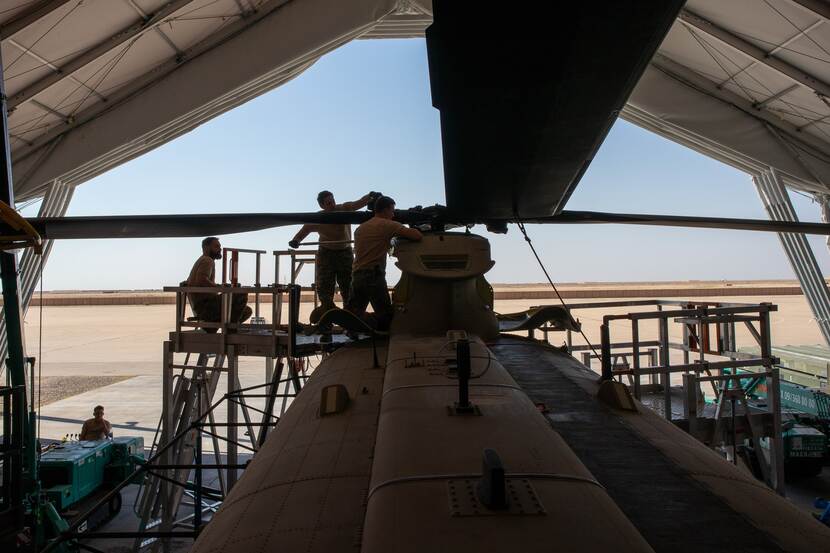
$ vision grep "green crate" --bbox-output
[40,441,112,510]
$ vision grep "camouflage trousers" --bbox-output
[346,266,393,330]
[316,247,353,310]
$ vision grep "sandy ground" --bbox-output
[18,293,824,442]
[21,294,823,379]
[38,375,133,406]
[10,291,828,522]
[32,279,826,297]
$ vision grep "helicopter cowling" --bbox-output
[391,232,498,340]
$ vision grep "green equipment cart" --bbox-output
[38,437,144,531]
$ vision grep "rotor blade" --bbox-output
[20,208,827,240]
[427,0,684,219]
[24,212,372,239]
[526,210,830,235]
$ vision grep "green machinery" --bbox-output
[39,438,144,513]
[742,372,830,476]
[732,344,830,475]
[0,426,146,550]
[0,422,145,550]
[777,379,830,475]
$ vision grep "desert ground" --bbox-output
[15,284,822,444]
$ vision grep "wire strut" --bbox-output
[515,220,601,362]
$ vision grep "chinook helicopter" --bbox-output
[4,1,830,552]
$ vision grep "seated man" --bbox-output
[187,237,252,330]
[80,405,112,441]
[347,196,422,330]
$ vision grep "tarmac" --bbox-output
[23,292,825,444]
[14,289,830,540]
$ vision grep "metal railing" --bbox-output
[40,371,309,553]
[163,283,301,357]
[571,299,785,495]
[0,385,24,541]
[221,247,266,319]
[273,248,319,310]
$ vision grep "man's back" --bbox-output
[188,254,215,285]
[353,216,404,271]
[187,254,216,303]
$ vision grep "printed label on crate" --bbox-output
[781,389,818,412]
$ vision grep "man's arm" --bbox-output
[79,421,91,440]
[339,192,374,211]
[394,226,423,242]
[289,224,317,248]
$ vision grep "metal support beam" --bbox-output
[819,193,830,253]
[754,83,801,110]
[679,8,830,99]
[0,45,34,495]
[122,0,184,57]
[0,180,74,380]
[647,54,830,177]
[718,18,824,92]
[0,0,76,41]
[11,0,401,200]
[787,0,830,21]
[227,347,238,490]
[6,38,107,105]
[754,169,830,353]
[7,0,198,110]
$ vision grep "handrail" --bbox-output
[162,285,289,293]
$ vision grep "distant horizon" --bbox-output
[25,277,823,294]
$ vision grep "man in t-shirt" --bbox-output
[187,237,252,330]
[80,405,112,441]
[289,190,375,321]
[347,195,422,329]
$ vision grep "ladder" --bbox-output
[133,351,308,552]
[133,352,226,552]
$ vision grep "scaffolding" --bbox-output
[37,245,358,553]
[134,281,309,552]
[565,299,786,495]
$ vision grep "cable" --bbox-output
[515,219,601,362]
[6,1,84,71]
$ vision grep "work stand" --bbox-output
[135,278,313,552]
[39,250,349,553]
[571,299,786,496]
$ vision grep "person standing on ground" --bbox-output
[80,405,112,441]
[347,195,422,330]
[186,237,252,330]
[289,190,377,322]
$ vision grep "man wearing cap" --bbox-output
[347,195,422,330]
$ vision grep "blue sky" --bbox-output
[23,38,830,290]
